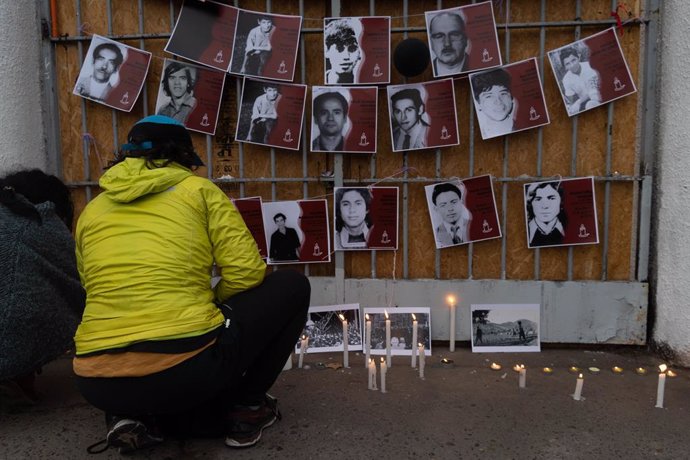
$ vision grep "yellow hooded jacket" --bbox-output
[74,159,266,355]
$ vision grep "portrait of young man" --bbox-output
[311,90,349,152]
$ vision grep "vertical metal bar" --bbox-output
[434,0,442,279]
[233,1,245,198]
[533,0,546,280]
[299,0,310,278]
[369,0,377,278]
[41,0,63,176]
[636,0,661,282]
[138,0,148,117]
[331,0,345,302]
[601,104,614,280]
[76,0,92,203]
[401,0,410,279]
[499,0,512,280]
[107,0,119,157]
[169,0,175,28]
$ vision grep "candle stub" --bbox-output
[666,370,678,378]
[588,367,600,374]
[568,366,580,373]
[611,366,624,374]
[542,367,553,374]
[490,362,502,371]
[635,367,647,375]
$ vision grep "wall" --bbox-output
[0,3,50,174]
[653,0,690,366]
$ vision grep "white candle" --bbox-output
[411,314,418,368]
[447,295,456,352]
[573,373,584,401]
[369,358,377,390]
[385,310,391,367]
[298,335,308,368]
[518,365,527,388]
[339,314,349,368]
[418,342,425,379]
[365,314,371,369]
[656,364,667,408]
[380,357,387,393]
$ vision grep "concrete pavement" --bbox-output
[1,346,688,459]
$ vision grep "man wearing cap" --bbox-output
[72,115,310,454]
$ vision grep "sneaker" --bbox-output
[225,394,282,448]
[86,416,163,454]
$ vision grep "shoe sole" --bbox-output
[224,414,277,448]
[108,421,163,454]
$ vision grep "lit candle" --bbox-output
[569,366,580,374]
[573,373,584,401]
[542,367,553,374]
[338,314,349,368]
[490,362,502,371]
[612,366,623,374]
[588,367,600,374]
[380,357,387,393]
[512,364,522,372]
[418,342,425,379]
[411,314,418,368]
[365,314,371,369]
[655,364,667,408]
[385,310,391,367]
[667,370,678,378]
[368,358,377,390]
[446,295,456,352]
[298,334,308,369]
[518,365,526,388]
[635,367,647,376]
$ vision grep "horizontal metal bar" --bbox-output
[50,18,644,44]
[66,174,647,188]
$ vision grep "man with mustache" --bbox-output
[75,42,124,101]
[157,62,197,124]
[429,11,469,77]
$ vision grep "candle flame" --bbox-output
[338,313,346,322]
[380,357,384,363]
[412,313,417,321]
[301,334,307,340]
[578,373,583,378]
[446,294,456,306]
[365,313,370,320]
[520,364,525,370]
[384,310,389,319]
[659,364,668,373]
[418,342,423,348]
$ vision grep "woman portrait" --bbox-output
[524,181,567,248]
[334,187,372,249]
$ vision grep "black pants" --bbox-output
[76,270,310,433]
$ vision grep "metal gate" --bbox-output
[43,0,658,344]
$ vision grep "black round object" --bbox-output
[393,38,430,77]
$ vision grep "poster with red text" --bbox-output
[323,16,390,85]
[548,28,636,117]
[425,1,502,78]
[334,186,398,251]
[165,0,238,72]
[230,9,302,81]
[469,58,550,140]
[231,196,268,259]
[310,86,377,153]
[387,79,459,152]
[523,177,598,249]
[155,58,226,135]
[262,199,331,265]
[73,35,151,112]
[235,77,307,150]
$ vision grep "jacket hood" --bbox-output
[99,158,193,203]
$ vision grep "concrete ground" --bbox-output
[1,346,688,460]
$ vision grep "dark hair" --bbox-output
[559,47,579,65]
[92,42,124,70]
[324,19,359,52]
[257,16,273,23]
[391,88,424,110]
[0,169,74,230]
[432,182,462,205]
[110,141,199,171]
[313,92,349,118]
[429,11,466,35]
[263,83,279,92]
[162,62,195,97]
[525,181,567,226]
[471,69,512,102]
[335,187,372,232]
[273,212,286,222]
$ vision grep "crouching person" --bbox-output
[73,116,310,454]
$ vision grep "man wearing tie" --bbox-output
[390,88,430,151]
[431,182,472,248]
